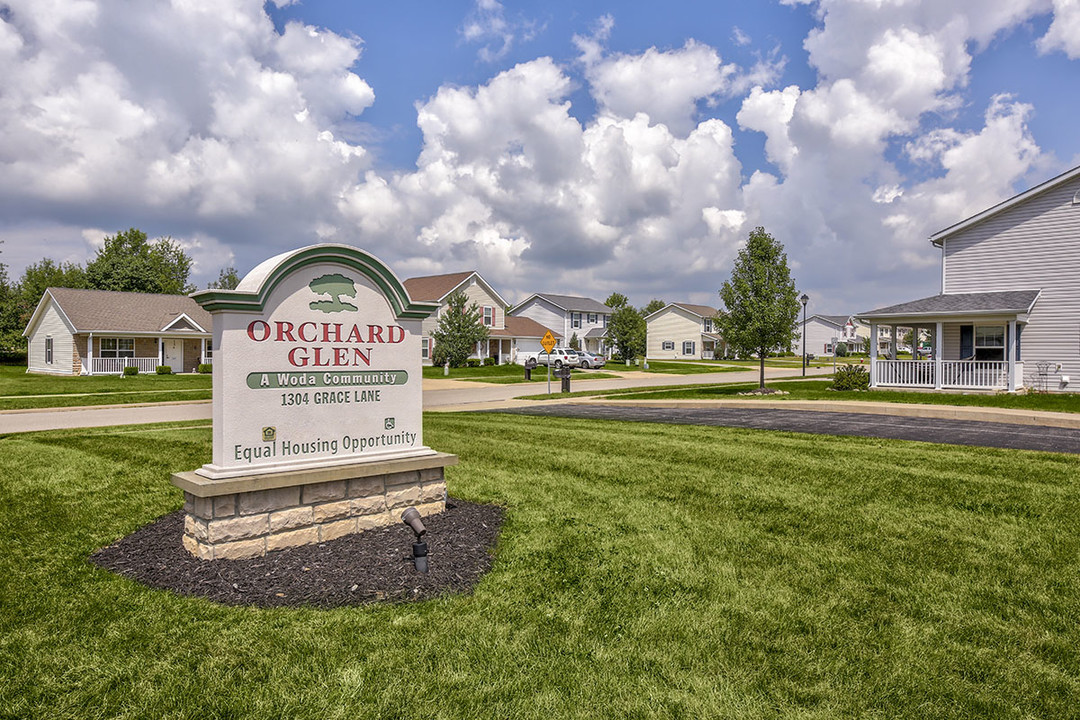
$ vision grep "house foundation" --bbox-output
[172,453,457,560]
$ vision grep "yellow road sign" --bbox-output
[541,331,556,354]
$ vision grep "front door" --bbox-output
[164,339,183,372]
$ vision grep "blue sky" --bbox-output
[1,0,1078,314]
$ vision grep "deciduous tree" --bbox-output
[86,228,195,295]
[430,291,489,368]
[604,292,645,362]
[208,267,241,290]
[717,227,801,390]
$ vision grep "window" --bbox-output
[587,313,597,324]
[662,341,675,351]
[974,325,1005,361]
[682,341,696,355]
[45,337,53,364]
[421,337,430,360]
[571,312,581,329]
[703,318,712,333]
[483,306,493,327]
[602,314,609,328]
[100,338,135,358]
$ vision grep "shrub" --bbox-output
[156,365,172,375]
[832,363,870,391]
[835,342,848,357]
[122,366,139,377]
[197,363,212,373]
[466,359,482,368]
[483,358,496,366]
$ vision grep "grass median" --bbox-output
[2,413,1079,718]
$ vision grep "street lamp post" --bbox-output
[800,294,809,377]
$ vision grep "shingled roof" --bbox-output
[519,293,610,314]
[858,290,1041,320]
[402,272,476,302]
[29,288,212,334]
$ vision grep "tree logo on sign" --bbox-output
[308,274,359,313]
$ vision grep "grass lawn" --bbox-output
[422,364,618,384]
[0,364,212,410]
[607,378,1080,414]
[2,414,1079,718]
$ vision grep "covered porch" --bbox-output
[79,333,212,375]
[857,290,1039,392]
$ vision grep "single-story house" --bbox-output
[403,271,558,365]
[23,287,213,375]
[794,314,867,357]
[509,293,611,355]
[645,303,726,360]
[858,163,1080,393]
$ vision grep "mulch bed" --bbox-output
[90,498,504,608]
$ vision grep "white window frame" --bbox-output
[703,318,712,333]
[421,337,430,360]
[571,312,581,329]
[100,338,135,359]
[587,313,597,324]
[974,325,1005,361]
[602,314,609,328]
[45,337,53,364]
[682,340,696,355]
[662,341,675,351]
[483,306,493,327]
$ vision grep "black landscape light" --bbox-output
[402,507,428,573]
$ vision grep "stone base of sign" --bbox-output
[171,452,458,560]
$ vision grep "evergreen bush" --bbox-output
[122,366,139,377]
[832,364,869,391]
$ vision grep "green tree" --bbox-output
[208,267,241,290]
[86,228,195,294]
[568,332,580,350]
[604,292,629,310]
[641,298,666,317]
[430,291,489,368]
[603,293,645,362]
[717,227,801,390]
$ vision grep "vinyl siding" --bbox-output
[27,301,76,375]
[511,298,565,338]
[646,308,702,359]
[419,277,505,365]
[943,175,1080,391]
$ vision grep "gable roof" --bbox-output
[812,314,858,328]
[643,302,719,323]
[929,164,1080,245]
[489,315,560,340]
[403,271,507,308]
[858,290,1041,321]
[24,287,212,336]
[514,293,610,314]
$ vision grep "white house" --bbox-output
[509,293,611,355]
[645,303,725,360]
[858,164,1080,393]
[403,271,557,365]
[23,287,212,375]
[794,314,867,357]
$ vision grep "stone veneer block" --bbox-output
[266,526,319,552]
[269,506,313,533]
[213,496,237,518]
[320,517,358,542]
[347,477,383,498]
[312,499,352,523]
[301,480,347,504]
[173,453,457,560]
[214,537,267,560]
[208,513,269,543]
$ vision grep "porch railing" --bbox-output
[90,357,161,375]
[874,360,1011,390]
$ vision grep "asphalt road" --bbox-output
[494,404,1080,454]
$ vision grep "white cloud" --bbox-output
[459,0,542,63]
[1038,0,1080,58]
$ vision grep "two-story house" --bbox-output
[794,314,867,357]
[403,271,557,365]
[858,164,1080,393]
[645,303,725,360]
[509,294,612,355]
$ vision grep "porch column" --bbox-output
[1007,319,1017,392]
[869,323,879,388]
[934,321,943,390]
[200,337,206,365]
[86,333,94,376]
[889,325,897,360]
[159,337,165,364]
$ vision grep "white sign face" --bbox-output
[194,247,437,479]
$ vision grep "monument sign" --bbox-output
[171,245,457,560]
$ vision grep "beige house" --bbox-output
[403,271,557,365]
[23,287,212,375]
[645,303,725,360]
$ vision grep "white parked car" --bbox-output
[575,350,606,369]
[534,347,580,369]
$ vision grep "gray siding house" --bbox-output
[858,164,1080,392]
[509,293,611,354]
[794,314,867,357]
